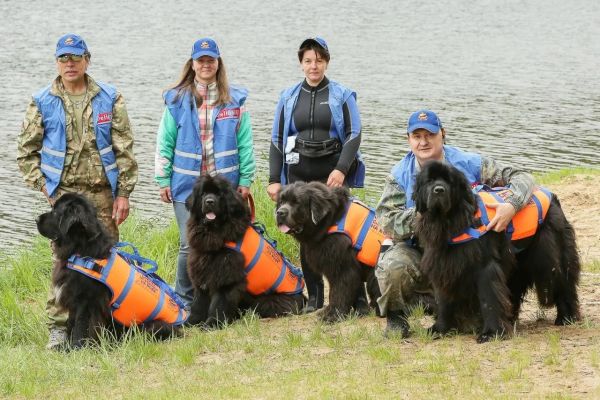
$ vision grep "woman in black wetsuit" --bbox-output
[267,37,365,312]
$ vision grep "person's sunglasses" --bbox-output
[56,54,84,63]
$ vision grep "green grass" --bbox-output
[1,172,599,399]
[584,260,600,273]
[533,167,600,185]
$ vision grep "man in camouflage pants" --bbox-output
[375,109,534,337]
[17,33,138,350]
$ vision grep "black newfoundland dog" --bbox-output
[275,181,382,323]
[36,193,181,349]
[414,161,581,342]
[185,175,305,328]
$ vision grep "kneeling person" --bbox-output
[375,110,534,337]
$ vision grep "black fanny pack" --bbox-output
[294,138,342,158]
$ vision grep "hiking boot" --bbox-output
[384,310,410,338]
[46,327,67,350]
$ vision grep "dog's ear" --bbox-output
[223,179,250,219]
[58,202,99,240]
[413,168,431,214]
[186,177,206,212]
[307,185,331,225]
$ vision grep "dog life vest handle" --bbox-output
[113,242,158,274]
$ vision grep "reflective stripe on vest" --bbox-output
[224,225,304,296]
[327,200,386,267]
[67,249,189,326]
[451,187,553,244]
[34,81,119,197]
[164,86,247,202]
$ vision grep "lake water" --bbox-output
[1,0,598,252]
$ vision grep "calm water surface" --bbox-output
[1,0,599,252]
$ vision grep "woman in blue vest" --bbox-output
[267,37,365,312]
[155,38,255,308]
[375,109,535,337]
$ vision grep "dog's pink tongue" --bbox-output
[278,224,291,233]
[206,212,216,220]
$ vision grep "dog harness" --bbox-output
[328,199,387,267]
[67,242,188,327]
[451,186,553,244]
[224,224,305,296]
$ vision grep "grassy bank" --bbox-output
[1,170,599,399]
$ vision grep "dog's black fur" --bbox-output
[185,175,304,328]
[275,181,381,323]
[36,193,178,349]
[413,161,581,342]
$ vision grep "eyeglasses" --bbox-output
[56,54,85,63]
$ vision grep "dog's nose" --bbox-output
[433,185,445,194]
[204,197,215,206]
[276,208,288,219]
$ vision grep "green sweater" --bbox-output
[154,107,255,188]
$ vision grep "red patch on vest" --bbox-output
[216,108,240,120]
[97,112,113,125]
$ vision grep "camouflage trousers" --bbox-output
[46,187,118,329]
[375,242,433,316]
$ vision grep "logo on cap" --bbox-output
[418,112,428,121]
[64,37,74,45]
[200,41,210,49]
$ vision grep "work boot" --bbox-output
[46,327,67,350]
[384,310,410,338]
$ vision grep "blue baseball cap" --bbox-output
[55,34,88,57]
[407,110,443,134]
[300,37,329,52]
[191,38,220,59]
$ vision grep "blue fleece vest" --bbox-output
[391,145,482,208]
[163,86,247,202]
[278,80,365,187]
[33,81,119,198]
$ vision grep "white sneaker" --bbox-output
[46,328,67,350]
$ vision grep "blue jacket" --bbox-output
[163,86,247,202]
[272,79,365,187]
[33,81,119,198]
[391,145,482,208]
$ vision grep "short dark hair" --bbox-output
[297,43,330,63]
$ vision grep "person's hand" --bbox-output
[486,202,517,232]
[41,185,55,206]
[267,183,281,202]
[159,187,172,203]
[112,196,130,225]
[326,169,345,188]
[237,186,250,200]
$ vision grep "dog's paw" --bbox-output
[427,323,449,340]
[354,298,371,317]
[554,314,580,326]
[320,306,345,324]
[476,329,506,343]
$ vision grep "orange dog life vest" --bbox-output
[67,244,188,327]
[328,199,386,267]
[451,186,552,244]
[225,224,305,296]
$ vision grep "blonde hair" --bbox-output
[166,57,231,106]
